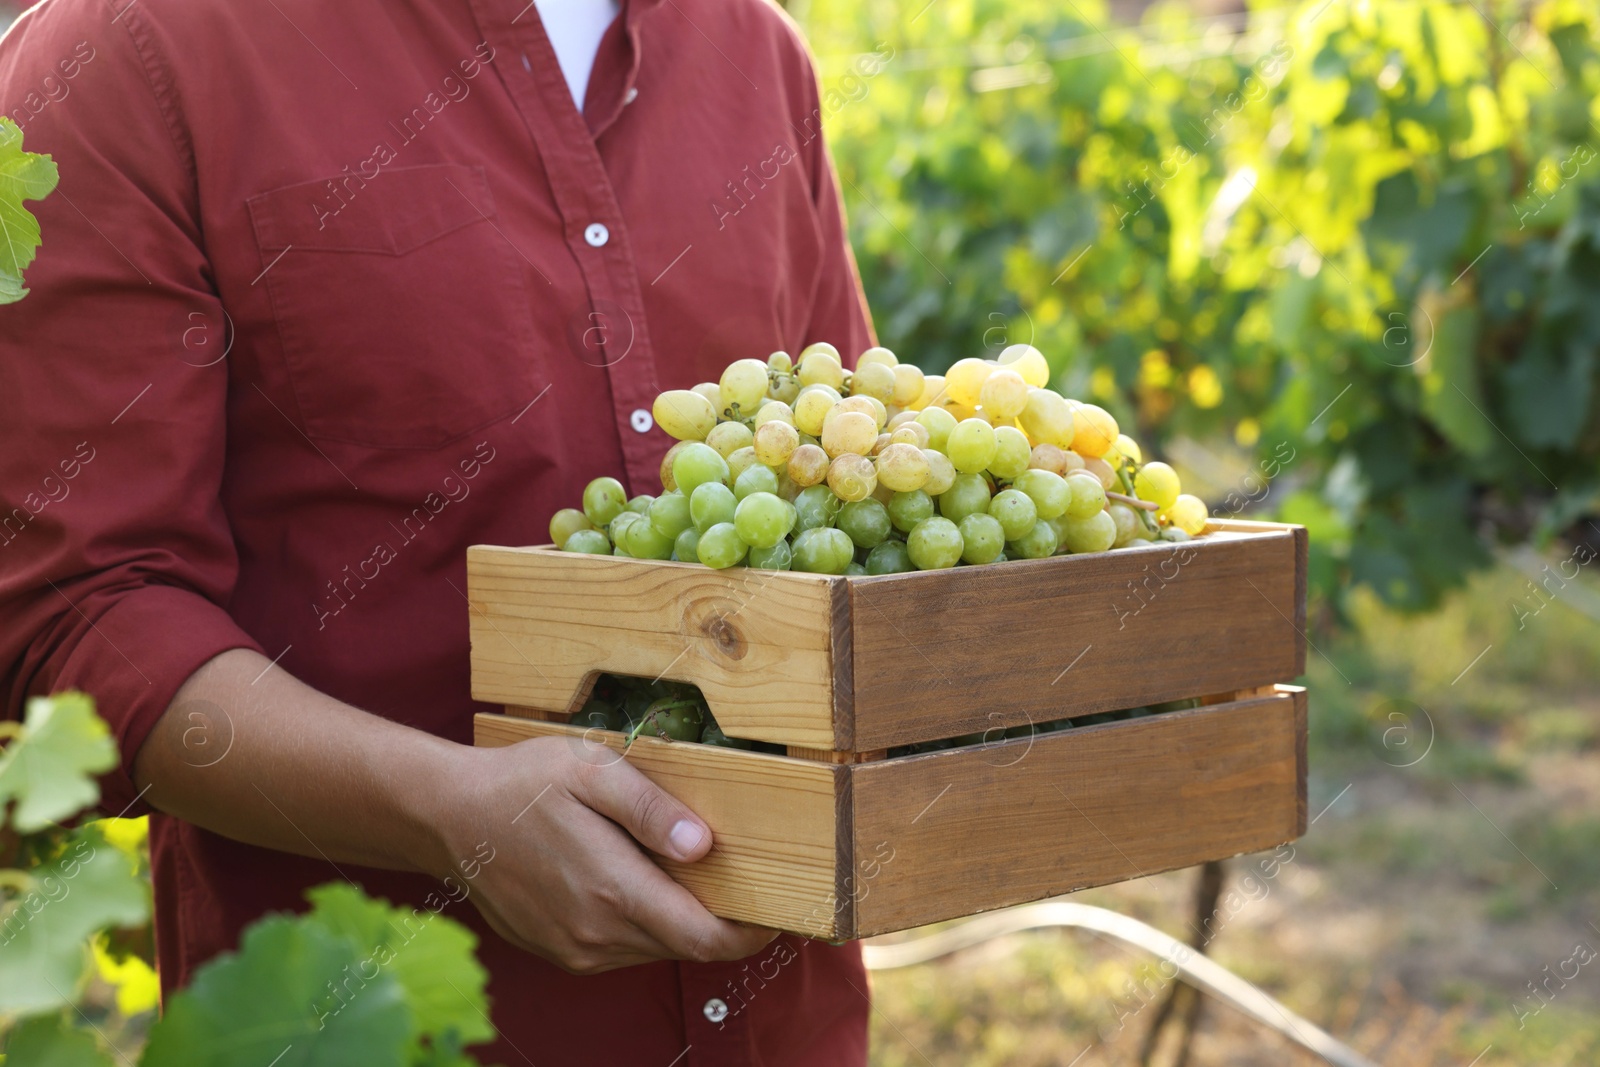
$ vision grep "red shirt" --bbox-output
[0,0,874,1062]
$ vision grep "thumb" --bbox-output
[573,758,714,863]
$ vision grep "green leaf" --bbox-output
[0,116,59,305]
[142,913,411,1067]
[0,1013,115,1067]
[1502,336,1596,449]
[1419,302,1495,458]
[0,827,149,1016]
[0,691,118,833]
[304,883,494,1050]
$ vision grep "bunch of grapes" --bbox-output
[548,343,1210,574]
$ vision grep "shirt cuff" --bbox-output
[48,585,264,818]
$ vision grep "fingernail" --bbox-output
[669,819,704,858]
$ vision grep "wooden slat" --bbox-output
[847,687,1304,938]
[846,526,1303,751]
[468,546,841,749]
[473,713,847,937]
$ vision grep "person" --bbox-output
[0,0,875,1062]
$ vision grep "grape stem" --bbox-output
[1106,491,1159,511]
[1113,461,1163,534]
[622,697,701,750]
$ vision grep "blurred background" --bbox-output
[792,0,1600,1063]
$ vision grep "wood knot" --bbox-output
[700,611,747,660]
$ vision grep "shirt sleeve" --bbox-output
[0,2,264,817]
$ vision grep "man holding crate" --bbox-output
[0,0,874,1062]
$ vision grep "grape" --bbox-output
[1013,469,1070,519]
[865,540,915,574]
[1135,461,1181,510]
[622,516,675,559]
[794,388,837,436]
[988,426,1031,479]
[837,499,892,548]
[691,381,722,410]
[1060,510,1117,553]
[549,507,592,548]
[582,477,628,526]
[958,513,1006,564]
[720,358,770,416]
[726,446,761,484]
[652,389,718,441]
[1160,526,1192,542]
[767,351,794,375]
[989,488,1039,541]
[625,494,654,515]
[1060,450,1086,474]
[792,526,853,574]
[753,420,799,466]
[826,453,877,502]
[978,368,1029,419]
[1064,473,1107,518]
[1019,389,1075,448]
[871,432,892,456]
[563,529,611,554]
[945,357,994,407]
[828,394,884,429]
[939,472,992,523]
[1107,433,1142,467]
[696,522,749,568]
[850,361,896,402]
[922,449,957,495]
[1107,502,1141,547]
[856,345,898,369]
[891,364,926,406]
[1164,493,1208,536]
[907,517,964,570]
[793,484,842,531]
[912,373,947,411]
[787,442,830,487]
[673,526,701,562]
[672,443,728,495]
[1083,456,1116,489]
[1070,403,1119,457]
[1008,518,1060,559]
[875,442,931,492]
[821,410,878,458]
[612,544,632,557]
[659,441,686,492]
[734,491,794,548]
[734,463,779,500]
[888,422,930,449]
[1028,443,1069,475]
[914,406,957,452]
[888,489,934,532]
[797,345,845,390]
[705,420,754,458]
[845,562,867,576]
[753,401,796,428]
[608,510,641,545]
[748,539,793,570]
[946,418,998,473]
[998,343,1050,387]
[689,481,737,531]
[648,492,693,539]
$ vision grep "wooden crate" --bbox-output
[467,518,1308,937]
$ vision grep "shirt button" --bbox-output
[624,87,639,104]
[630,408,653,433]
[702,997,729,1023]
[584,222,609,248]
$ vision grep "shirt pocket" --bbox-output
[247,163,540,450]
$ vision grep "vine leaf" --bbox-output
[0,116,59,305]
[0,692,118,834]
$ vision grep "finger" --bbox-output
[570,756,712,862]
[618,858,781,963]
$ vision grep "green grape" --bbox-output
[726,446,760,484]
[875,442,930,492]
[793,484,842,531]
[1064,474,1108,519]
[563,529,611,554]
[701,722,754,749]
[549,507,592,549]
[957,513,1005,564]
[1060,510,1118,554]
[988,426,1031,479]
[792,526,854,574]
[826,453,877,502]
[733,491,794,549]
[849,361,896,402]
[946,418,998,473]
[1018,388,1075,447]
[582,476,628,526]
[888,489,935,533]
[914,406,957,452]
[787,442,830,487]
[844,562,868,576]
[1164,493,1208,536]
[734,463,780,500]
[608,509,642,544]
[612,544,632,557]
[1160,526,1192,542]
[696,522,748,568]
[673,526,701,562]
[689,481,737,531]
[767,350,794,375]
[1013,469,1071,520]
[1007,518,1060,559]
[748,540,793,570]
[720,358,771,416]
[922,449,957,495]
[705,420,754,458]
[865,539,915,574]
[797,345,845,390]
[672,442,729,495]
[837,499,892,548]
[753,419,800,466]
[648,491,693,539]
[622,516,674,559]
[1134,461,1181,510]
[988,488,1039,541]
[625,494,654,514]
[652,389,718,442]
[939,472,992,523]
[1108,502,1141,547]
[907,517,963,570]
[572,698,624,731]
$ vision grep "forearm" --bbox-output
[132,648,466,877]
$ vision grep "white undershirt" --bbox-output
[534,0,621,109]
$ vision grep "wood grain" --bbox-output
[473,713,847,936]
[847,686,1305,938]
[468,546,842,749]
[846,525,1304,751]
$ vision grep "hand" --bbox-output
[435,735,779,974]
